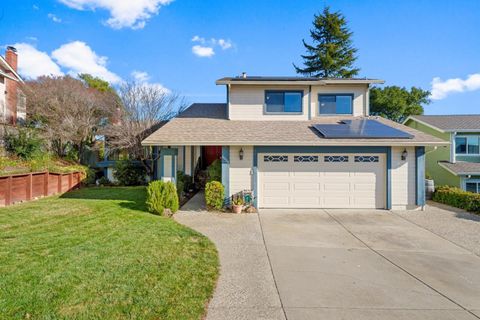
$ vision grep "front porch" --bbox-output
[153,145,223,183]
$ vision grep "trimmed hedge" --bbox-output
[146,180,179,216]
[432,185,480,214]
[205,181,224,210]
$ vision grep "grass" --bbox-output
[0,187,219,320]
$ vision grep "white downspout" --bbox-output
[450,132,456,163]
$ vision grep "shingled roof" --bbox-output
[406,115,480,132]
[439,161,480,175]
[142,103,447,147]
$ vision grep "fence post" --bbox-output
[57,174,62,194]
[26,173,33,201]
[5,176,12,206]
[69,172,73,190]
[44,172,49,196]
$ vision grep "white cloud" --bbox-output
[13,43,64,79]
[131,70,150,82]
[217,39,232,50]
[51,41,121,83]
[192,45,215,58]
[58,0,173,29]
[191,35,233,57]
[130,70,170,94]
[191,35,205,43]
[48,13,62,23]
[431,73,480,100]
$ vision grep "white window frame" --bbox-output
[463,179,480,193]
[455,135,480,156]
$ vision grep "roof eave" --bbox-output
[403,116,446,133]
[0,56,24,83]
[142,140,448,147]
[215,79,385,86]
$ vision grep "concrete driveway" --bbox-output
[177,194,480,320]
[260,209,480,320]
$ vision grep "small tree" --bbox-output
[294,7,359,78]
[104,82,186,176]
[146,180,179,216]
[369,86,430,123]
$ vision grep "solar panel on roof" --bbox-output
[313,119,414,139]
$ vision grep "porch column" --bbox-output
[221,146,230,205]
[416,146,426,206]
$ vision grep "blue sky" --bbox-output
[1,0,480,114]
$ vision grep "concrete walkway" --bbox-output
[175,192,285,320]
[176,195,480,320]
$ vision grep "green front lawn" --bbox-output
[0,187,219,319]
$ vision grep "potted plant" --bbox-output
[232,196,244,214]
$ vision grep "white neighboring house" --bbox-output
[142,75,447,210]
[0,46,25,126]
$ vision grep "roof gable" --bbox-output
[405,115,480,132]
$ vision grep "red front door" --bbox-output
[204,146,222,166]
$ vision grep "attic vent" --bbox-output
[241,72,247,78]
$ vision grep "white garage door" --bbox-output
[258,153,385,209]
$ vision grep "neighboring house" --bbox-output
[0,46,25,126]
[142,75,446,210]
[404,115,480,193]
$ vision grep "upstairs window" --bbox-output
[318,94,353,115]
[265,91,303,113]
[456,136,480,155]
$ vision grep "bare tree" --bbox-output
[24,76,118,161]
[104,81,186,175]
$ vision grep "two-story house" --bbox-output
[0,46,25,126]
[142,75,446,210]
[404,115,480,193]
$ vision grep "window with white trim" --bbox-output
[466,180,480,193]
[455,136,480,155]
[265,91,303,113]
[318,94,353,115]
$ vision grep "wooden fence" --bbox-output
[0,171,84,207]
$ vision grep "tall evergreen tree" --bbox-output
[294,7,359,78]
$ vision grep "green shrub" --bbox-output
[84,168,97,185]
[205,181,224,210]
[98,176,111,186]
[177,170,193,193]
[176,179,185,198]
[146,180,180,215]
[433,185,480,214]
[4,128,44,160]
[207,159,221,182]
[113,161,146,186]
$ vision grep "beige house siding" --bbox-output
[184,146,192,175]
[228,84,369,120]
[229,85,310,120]
[391,146,417,210]
[228,146,253,196]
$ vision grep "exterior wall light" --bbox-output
[401,149,408,161]
[239,147,244,160]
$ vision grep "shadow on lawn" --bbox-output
[60,186,148,212]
